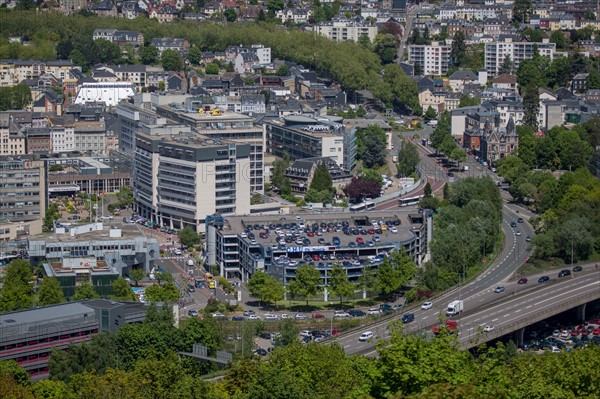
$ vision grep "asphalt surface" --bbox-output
[334,265,600,356]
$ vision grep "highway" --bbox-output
[334,266,600,356]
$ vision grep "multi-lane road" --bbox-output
[334,266,600,355]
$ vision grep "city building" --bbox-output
[149,37,190,56]
[0,59,75,86]
[264,115,355,170]
[0,155,46,240]
[208,211,431,286]
[46,156,132,196]
[463,113,518,163]
[115,101,168,156]
[74,82,136,107]
[133,128,252,233]
[284,157,352,195]
[0,112,26,156]
[28,222,160,274]
[154,102,265,194]
[0,300,147,381]
[408,42,452,76]
[485,38,556,77]
[310,18,379,43]
[92,29,144,47]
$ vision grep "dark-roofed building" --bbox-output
[240,94,266,114]
[0,299,148,381]
[149,37,190,56]
[284,157,352,195]
[492,73,518,93]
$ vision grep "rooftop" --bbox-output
[32,223,149,242]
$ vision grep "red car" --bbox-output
[312,313,325,319]
[312,254,320,261]
[367,229,375,235]
[331,330,341,335]
[594,328,600,335]
[307,232,315,237]
[356,237,364,243]
[517,278,528,284]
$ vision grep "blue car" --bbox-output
[538,276,550,283]
[401,313,415,323]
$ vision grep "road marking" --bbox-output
[515,309,521,313]
[492,318,498,322]
[526,305,532,309]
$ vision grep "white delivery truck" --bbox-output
[446,300,464,316]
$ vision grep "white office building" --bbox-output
[485,38,556,77]
[408,42,452,76]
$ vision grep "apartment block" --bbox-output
[310,18,378,43]
[0,155,46,239]
[485,38,556,77]
[408,42,452,76]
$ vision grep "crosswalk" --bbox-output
[161,256,189,261]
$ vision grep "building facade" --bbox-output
[0,156,46,239]
[485,38,556,77]
[133,129,252,233]
[408,42,452,76]
[310,18,378,42]
[264,115,355,170]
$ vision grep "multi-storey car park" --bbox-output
[208,211,432,288]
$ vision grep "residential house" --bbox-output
[492,74,518,93]
[571,73,589,93]
[448,70,478,92]
[310,17,379,43]
[418,89,446,114]
[444,92,462,112]
[479,115,519,164]
[89,0,117,17]
[149,38,190,57]
[92,29,144,48]
[240,94,266,114]
[276,8,313,23]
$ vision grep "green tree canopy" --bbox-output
[177,226,201,248]
[141,46,159,65]
[397,139,420,177]
[187,45,202,65]
[328,263,355,304]
[72,282,99,301]
[161,49,184,71]
[287,265,321,305]
[37,277,66,306]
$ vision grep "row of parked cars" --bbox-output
[521,318,600,352]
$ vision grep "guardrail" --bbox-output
[461,290,600,349]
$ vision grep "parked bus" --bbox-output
[399,195,423,207]
[349,200,375,212]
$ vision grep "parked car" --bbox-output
[187,310,199,317]
[359,331,374,342]
[295,313,308,320]
[212,312,227,319]
[311,313,325,319]
[248,314,261,320]
[232,315,245,321]
[334,311,351,318]
[264,314,278,321]
[367,308,381,315]
[243,310,256,316]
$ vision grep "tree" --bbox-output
[498,54,512,75]
[550,29,568,50]
[271,157,291,193]
[37,277,66,306]
[424,106,437,121]
[0,84,32,111]
[450,31,466,68]
[522,83,540,130]
[224,8,237,22]
[161,49,184,71]
[443,182,450,200]
[383,64,420,114]
[344,177,382,201]
[158,81,165,92]
[429,111,451,152]
[373,33,398,64]
[93,39,121,64]
[72,282,99,301]
[310,161,333,193]
[129,268,147,287]
[205,62,220,75]
[144,283,179,303]
[287,265,321,305]
[0,259,34,312]
[358,34,372,50]
[375,259,402,298]
[424,182,432,197]
[328,263,355,304]
[247,271,284,305]
[513,0,533,24]
[177,226,201,248]
[396,140,420,177]
[458,95,480,108]
[112,277,133,300]
[276,318,299,346]
[449,147,467,169]
[187,46,202,66]
[355,125,388,168]
[276,64,289,76]
[141,46,159,65]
